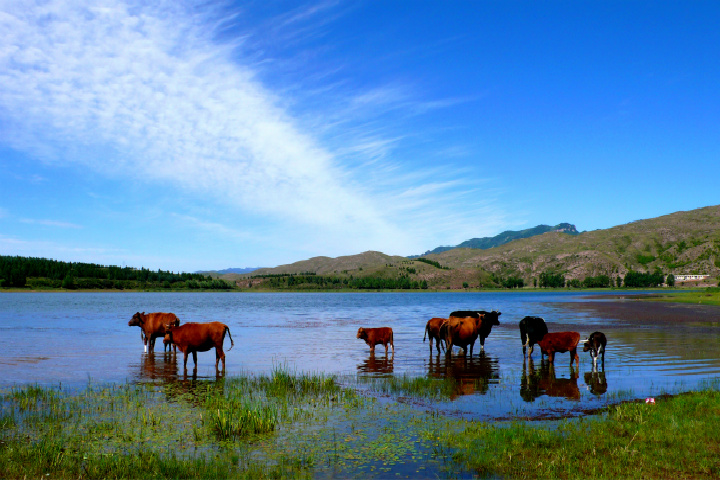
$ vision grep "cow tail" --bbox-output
[423,325,428,342]
[225,326,234,351]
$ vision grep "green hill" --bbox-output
[240,205,720,289]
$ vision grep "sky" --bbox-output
[1,0,719,272]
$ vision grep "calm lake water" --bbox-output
[2,291,720,420]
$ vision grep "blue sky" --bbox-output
[1,0,719,272]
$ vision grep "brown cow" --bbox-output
[423,318,447,354]
[443,310,501,356]
[164,321,234,371]
[536,331,580,368]
[356,327,394,354]
[128,312,180,353]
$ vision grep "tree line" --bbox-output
[255,273,429,290]
[0,256,233,290]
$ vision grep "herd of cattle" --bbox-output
[360,310,607,368]
[128,309,607,371]
[128,312,233,370]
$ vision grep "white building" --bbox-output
[674,274,709,281]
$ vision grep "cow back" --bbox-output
[538,331,581,353]
[170,321,227,351]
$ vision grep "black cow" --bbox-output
[519,316,548,358]
[583,331,607,368]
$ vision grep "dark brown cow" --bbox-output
[356,327,394,354]
[128,312,180,353]
[164,322,234,370]
[536,331,580,368]
[423,318,447,354]
[443,310,501,356]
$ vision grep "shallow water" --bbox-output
[1,291,719,420]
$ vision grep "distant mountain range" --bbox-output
[198,267,262,275]
[415,223,579,256]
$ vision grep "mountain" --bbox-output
[236,205,720,289]
[417,223,579,256]
[198,267,262,275]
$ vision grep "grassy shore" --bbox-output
[638,287,720,306]
[2,371,720,479]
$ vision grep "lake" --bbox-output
[2,291,720,420]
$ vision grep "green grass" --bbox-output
[3,374,720,478]
[640,288,720,306]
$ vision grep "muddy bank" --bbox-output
[553,297,720,331]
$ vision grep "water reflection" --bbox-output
[521,358,580,402]
[584,370,608,396]
[427,352,499,398]
[139,352,179,381]
[357,352,394,377]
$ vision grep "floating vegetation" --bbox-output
[3,372,720,478]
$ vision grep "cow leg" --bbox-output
[572,348,579,369]
[192,351,198,370]
[183,351,189,370]
[548,351,554,363]
[216,348,225,370]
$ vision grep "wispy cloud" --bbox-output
[20,218,83,229]
[0,0,510,258]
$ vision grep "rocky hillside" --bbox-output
[230,205,720,289]
[417,223,579,256]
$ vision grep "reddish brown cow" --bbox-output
[423,318,447,354]
[164,322,234,370]
[442,310,501,356]
[536,331,580,368]
[357,327,394,354]
[128,312,180,353]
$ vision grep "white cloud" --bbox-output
[0,0,512,258]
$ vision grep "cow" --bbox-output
[536,331,581,368]
[164,321,234,371]
[583,331,607,368]
[128,312,180,353]
[423,318,447,354]
[356,327,394,354]
[518,316,548,358]
[443,310,501,356]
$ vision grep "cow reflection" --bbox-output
[521,357,580,402]
[139,352,179,381]
[584,370,608,396]
[427,352,499,398]
[357,352,394,376]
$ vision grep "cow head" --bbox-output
[128,312,146,327]
[356,327,367,340]
[486,311,501,326]
[582,339,592,352]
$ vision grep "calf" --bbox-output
[583,331,607,368]
[423,318,447,354]
[128,312,180,353]
[536,331,580,368]
[164,322,234,371]
[357,327,394,354]
[518,316,548,358]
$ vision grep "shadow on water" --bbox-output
[520,357,582,402]
[357,352,394,376]
[427,352,499,398]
